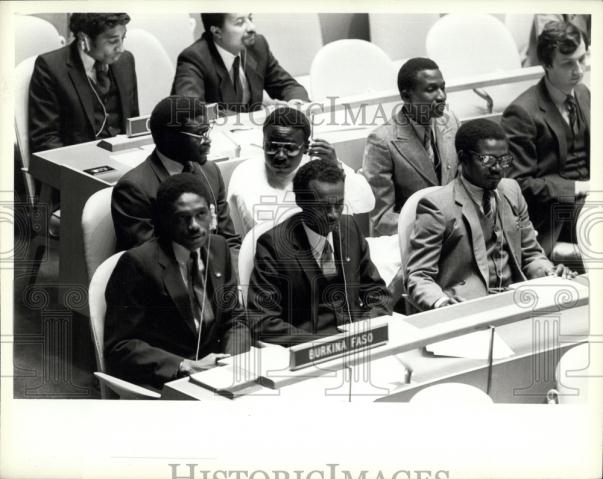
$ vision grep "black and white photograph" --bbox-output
[1,1,602,478]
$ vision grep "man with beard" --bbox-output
[405,119,575,312]
[111,95,240,254]
[362,57,460,237]
[172,13,309,113]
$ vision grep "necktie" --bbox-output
[232,56,242,102]
[430,128,441,183]
[183,161,198,174]
[189,251,205,334]
[565,94,578,136]
[320,241,337,278]
[93,61,110,96]
[483,190,495,228]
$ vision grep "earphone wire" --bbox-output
[84,73,108,138]
[336,221,353,325]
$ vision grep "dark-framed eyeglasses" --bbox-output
[264,141,304,157]
[468,150,513,168]
[180,125,212,145]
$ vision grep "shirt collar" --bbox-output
[78,44,96,77]
[544,75,575,108]
[459,173,495,209]
[156,148,186,176]
[403,108,434,144]
[214,41,244,73]
[302,222,334,264]
[172,242,205,271]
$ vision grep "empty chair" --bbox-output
[128,13,196,67]
[124,28,175,115]
[89,252,161,399]
[504,14,535,62]
[310,39,396,100]
[410,382,494,404]
[82,187,116,283]
[14,14,66,65]
[426,14,523,117]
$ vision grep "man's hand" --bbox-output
[178,353,231,376]
[575,180,590,198]
[308,138,338,163]
[435,294,466,308]
[547,264,578,279]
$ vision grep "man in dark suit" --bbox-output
[362,58,460,236]
[502,21,589,261]
[105,173,251,389]
[247,159,392,347]
[29,13,139,153]
[406,119,575,312]
[172,13,309,113]
[111,95,240,254]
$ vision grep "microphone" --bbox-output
[335,220,353,325]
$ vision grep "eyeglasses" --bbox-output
[264,141,304,157]
[180,126,212,145]
[468,151,513,168]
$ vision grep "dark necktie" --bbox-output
[565,94,578,136]
[320,241,337,278]
[483,190,495,230]
[189,251,204,333]
[430,128,441,183]
[183,161,198,174]
[232,55,242,102]
[93,61,110,96]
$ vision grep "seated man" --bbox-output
[246,159,392,347]
[502,21,590,262]
[227,106,375,236]
[105,173,252,389]
[29,13,139,153]
[406,119,575,312]
[172,13,309,112]
[111,96,240,254]
[362,57,460,236]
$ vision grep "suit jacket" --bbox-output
[29,41,139,153]
[362,109,460,236]
[171,33,309,111]
[406,178,553,311]
[246,213,392,346]
[104,236,251,388]
[111,150,241,253]
[501,78,590,254]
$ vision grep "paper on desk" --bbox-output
[110,147,149,169]
[426,330,514,359]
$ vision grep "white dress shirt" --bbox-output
[214,42,251,104]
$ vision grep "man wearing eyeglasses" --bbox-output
[405,119,575,312]
[111,95,240,254]
[227,106,374,236]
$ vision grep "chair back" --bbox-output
[238,206,301,306]
[397,186,441,285]
[15,56,39,203]
[15,14,65,64]
[310,39,396,100]
[369,14,439,61]
[124,28,175,115]
[82,187,116,282]
[410,382,493,404]
[552,343,595,405]
[504,14,535,59]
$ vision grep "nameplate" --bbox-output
[97,134,153,152]
[289,321,389,371]
[126,115,151,138]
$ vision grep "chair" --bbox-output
[14,14,66,65]
[89,252,161,399]
[425,14,523,117]
[547,343,597,405]
[124,28,175,115]
[310,39,396,100]
[238,207,301,307]
[81,187,116,282]
[252,14,323,77]
[127,14,196,68]
[369,14,439,63]
[504,14,535,61]
[410,382,493,404]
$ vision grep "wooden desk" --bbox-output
[162,276,590,403]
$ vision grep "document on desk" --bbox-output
[426,330,514,359]
[110,144,153,169]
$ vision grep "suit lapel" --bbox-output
[243,51,264,106]
[66,42,96,133]
[496,187,525,281]
[392,112,438,185]
[435,115,457,183]
[201,239,223,331]
[537,79,568,164]
[455,181,489,288]
[110,58,131,120]
[149,151,171,183]
[288,216,322,290]
[157,241,198,337]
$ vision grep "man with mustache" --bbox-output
[105,173,251,389]
[405,119,575,312]
[246,159,392,347]
[362,57,460,237]
[172,13,309,113]
[502,21,590,266]
[111,96,240,255]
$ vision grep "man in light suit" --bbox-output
[406,119,575,312]
[502,21,590,261]
[105,173,251,389]
[246,159,392,347]
[111,96,240,254]
[172,13,309,113]
[362,57,459,236]
[29,13,139,153]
